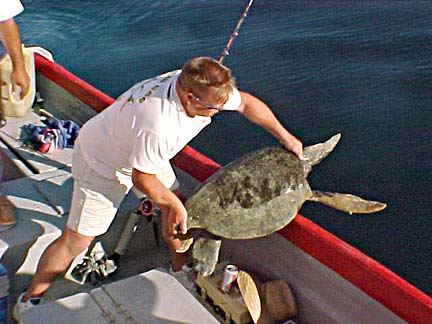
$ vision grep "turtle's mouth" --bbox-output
[175,232,194,253]
[175,231,193,241]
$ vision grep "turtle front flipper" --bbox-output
[303,134,341,167]
[192,237,221,276]
[309,190,386,214]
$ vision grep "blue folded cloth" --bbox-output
[21,117,80,153]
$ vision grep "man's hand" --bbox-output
[280,135,304,160]
[167,203,188,236]
[0,19,30,99]
[131,169,189,251]
[158,202,187,252]
[11,65,30,99]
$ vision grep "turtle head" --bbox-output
[175,232,194,253]
[302,133,341,176]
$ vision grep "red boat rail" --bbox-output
[35,53,432,324]
[35,54,114,112]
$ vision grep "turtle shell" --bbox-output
[185,147,312,239]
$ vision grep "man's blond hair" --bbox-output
[178,57,236,101]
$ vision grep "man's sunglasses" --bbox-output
[191,93,225,111]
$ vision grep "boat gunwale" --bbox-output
[34,53,432,323]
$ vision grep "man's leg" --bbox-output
[16,141,128,318]
[0,151,16,229]
[23,227,94,300]
[0,196,16,229]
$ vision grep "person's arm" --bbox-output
[236,91,304,158]
[132,169,188,237]
[0,18,30,98]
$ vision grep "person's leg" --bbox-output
[14,142,130,320]
[23,141,129,299]
[23,227,94,300]
[0,151,16,228]
[21,171,123,300]
[0,195,15,228]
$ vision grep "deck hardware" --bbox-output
[110,198,160,268]
[70,242,117,285]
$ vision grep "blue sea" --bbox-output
[17,0,431,296]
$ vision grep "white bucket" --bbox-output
[0,46,35,117]
[0,46,53,118]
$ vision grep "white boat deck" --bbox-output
[20,269,219,324]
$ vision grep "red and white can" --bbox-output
[219,264,238,293]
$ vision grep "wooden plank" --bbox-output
[196,262,252,324]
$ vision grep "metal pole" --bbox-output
[218,0,255,64]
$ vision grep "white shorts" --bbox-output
[67,142,179,237]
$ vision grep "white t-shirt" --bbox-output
[0,0,24,22]
[77,70,241,180]
[0,0,24,57]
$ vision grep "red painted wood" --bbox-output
[171,146,220,182]
[35,54,114,112]
[278,216,432,323]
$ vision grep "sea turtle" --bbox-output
[177,134,386,276]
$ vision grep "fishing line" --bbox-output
[218,0,255,64]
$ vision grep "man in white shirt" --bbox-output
[0,0,30,228]
[14,57,303,319]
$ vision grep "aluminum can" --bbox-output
[219,264,238,293]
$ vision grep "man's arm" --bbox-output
[0,18,30,98]
[132,169,187,238]
[236,91,304,158]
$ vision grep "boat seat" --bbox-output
[20,268,219,324]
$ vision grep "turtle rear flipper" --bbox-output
[309,190,386,214]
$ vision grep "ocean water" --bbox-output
[17,0,431,296]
